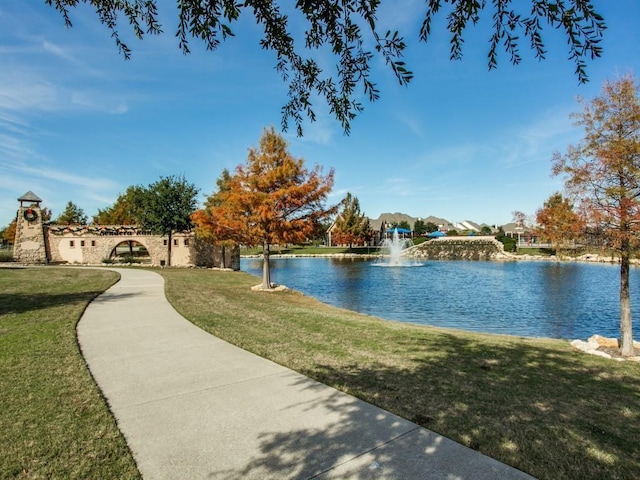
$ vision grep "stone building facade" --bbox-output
[12,192,239,269]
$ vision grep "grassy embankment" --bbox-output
[160,267,640,480]
[0,268,140,479]
[2,266,638,479]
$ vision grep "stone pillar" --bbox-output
[14,192,48,264]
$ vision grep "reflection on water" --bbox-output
[241,257,640,340]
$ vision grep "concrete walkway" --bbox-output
[78,268,535,480]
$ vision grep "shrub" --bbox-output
[120,254,141,264]
[0,248,14,262]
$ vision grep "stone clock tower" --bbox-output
[14,191,48,263]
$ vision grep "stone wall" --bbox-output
[409,236,507,260]
[43,224,239,269]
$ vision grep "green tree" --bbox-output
[447,229,459,236]
[138,175,199,266]
[332,193,370,250]
[46,1,605,135]
[413,219,427,236]
[55,201,87,225]
[480,225,493,235]
[396,220,411,231]
[496,226,516,252]
[93,186,146,225]
[40,207,52,223]
[553,75,640,357]
[425,222,439,233]
[192,127,335,289]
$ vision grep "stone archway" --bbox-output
[108,239,151,264]
[94,236,166,266]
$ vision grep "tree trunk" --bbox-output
[262,240,271,289]
[620,246,634,357]
[128,241,134,255]
[167,230,172,267]
[220,245,226,269]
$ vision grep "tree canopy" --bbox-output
[54,201,87,225]
[2,220,17,245]
[332,192,370,249]
[553,74,640,357]
[92,186,146,225]
[46,0,606,135]
[535,192,583,249]
[425,221,439,234]
[192,127,335,288]
[138,175,199,266]
[413,219,427,236]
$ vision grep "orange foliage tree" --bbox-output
[553,75,640,357]
[331,192,370,249]
[2,220,17,245]
[192,127,336,289]
[535,192,584,250]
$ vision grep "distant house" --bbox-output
[371,213,417,229]
[326,211,493,245]
[423,215,455,232]
[454,220,481,232]
[501,222,538,245]
[327,212,416,247]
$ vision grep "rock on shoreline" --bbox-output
[571,334,640,361]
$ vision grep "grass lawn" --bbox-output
[516,247,555,256]
[160,268,640,480]
[0,267,140,479]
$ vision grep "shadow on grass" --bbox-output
[0,291,103,315]
[299,334,640,480]
[0,291,137,315]
[207,335,639,479]
[209,373,522,480]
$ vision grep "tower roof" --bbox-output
[18,191,42,203]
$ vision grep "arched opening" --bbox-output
[109,240,151,264]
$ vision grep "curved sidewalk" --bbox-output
[78,268,534,480]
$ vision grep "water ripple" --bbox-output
[241,258,640,341]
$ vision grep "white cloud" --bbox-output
[71,91,129,114]
[8,163,117,191]
[42,40,76,63]
[394,111,424,138]
[0,71,59,111]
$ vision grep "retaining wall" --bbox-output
[409,236,507,260]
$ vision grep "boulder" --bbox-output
[588,334,619,348]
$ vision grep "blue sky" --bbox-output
[1,1,639,229]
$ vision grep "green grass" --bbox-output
[3,265,638,479]
[516,247,556,256]
[160,268,640,480]
[0,267,140,479]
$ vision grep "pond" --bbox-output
[241,257,640,341]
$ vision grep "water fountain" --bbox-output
[374,228,422,267]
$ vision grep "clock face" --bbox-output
[24,208,38,222]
